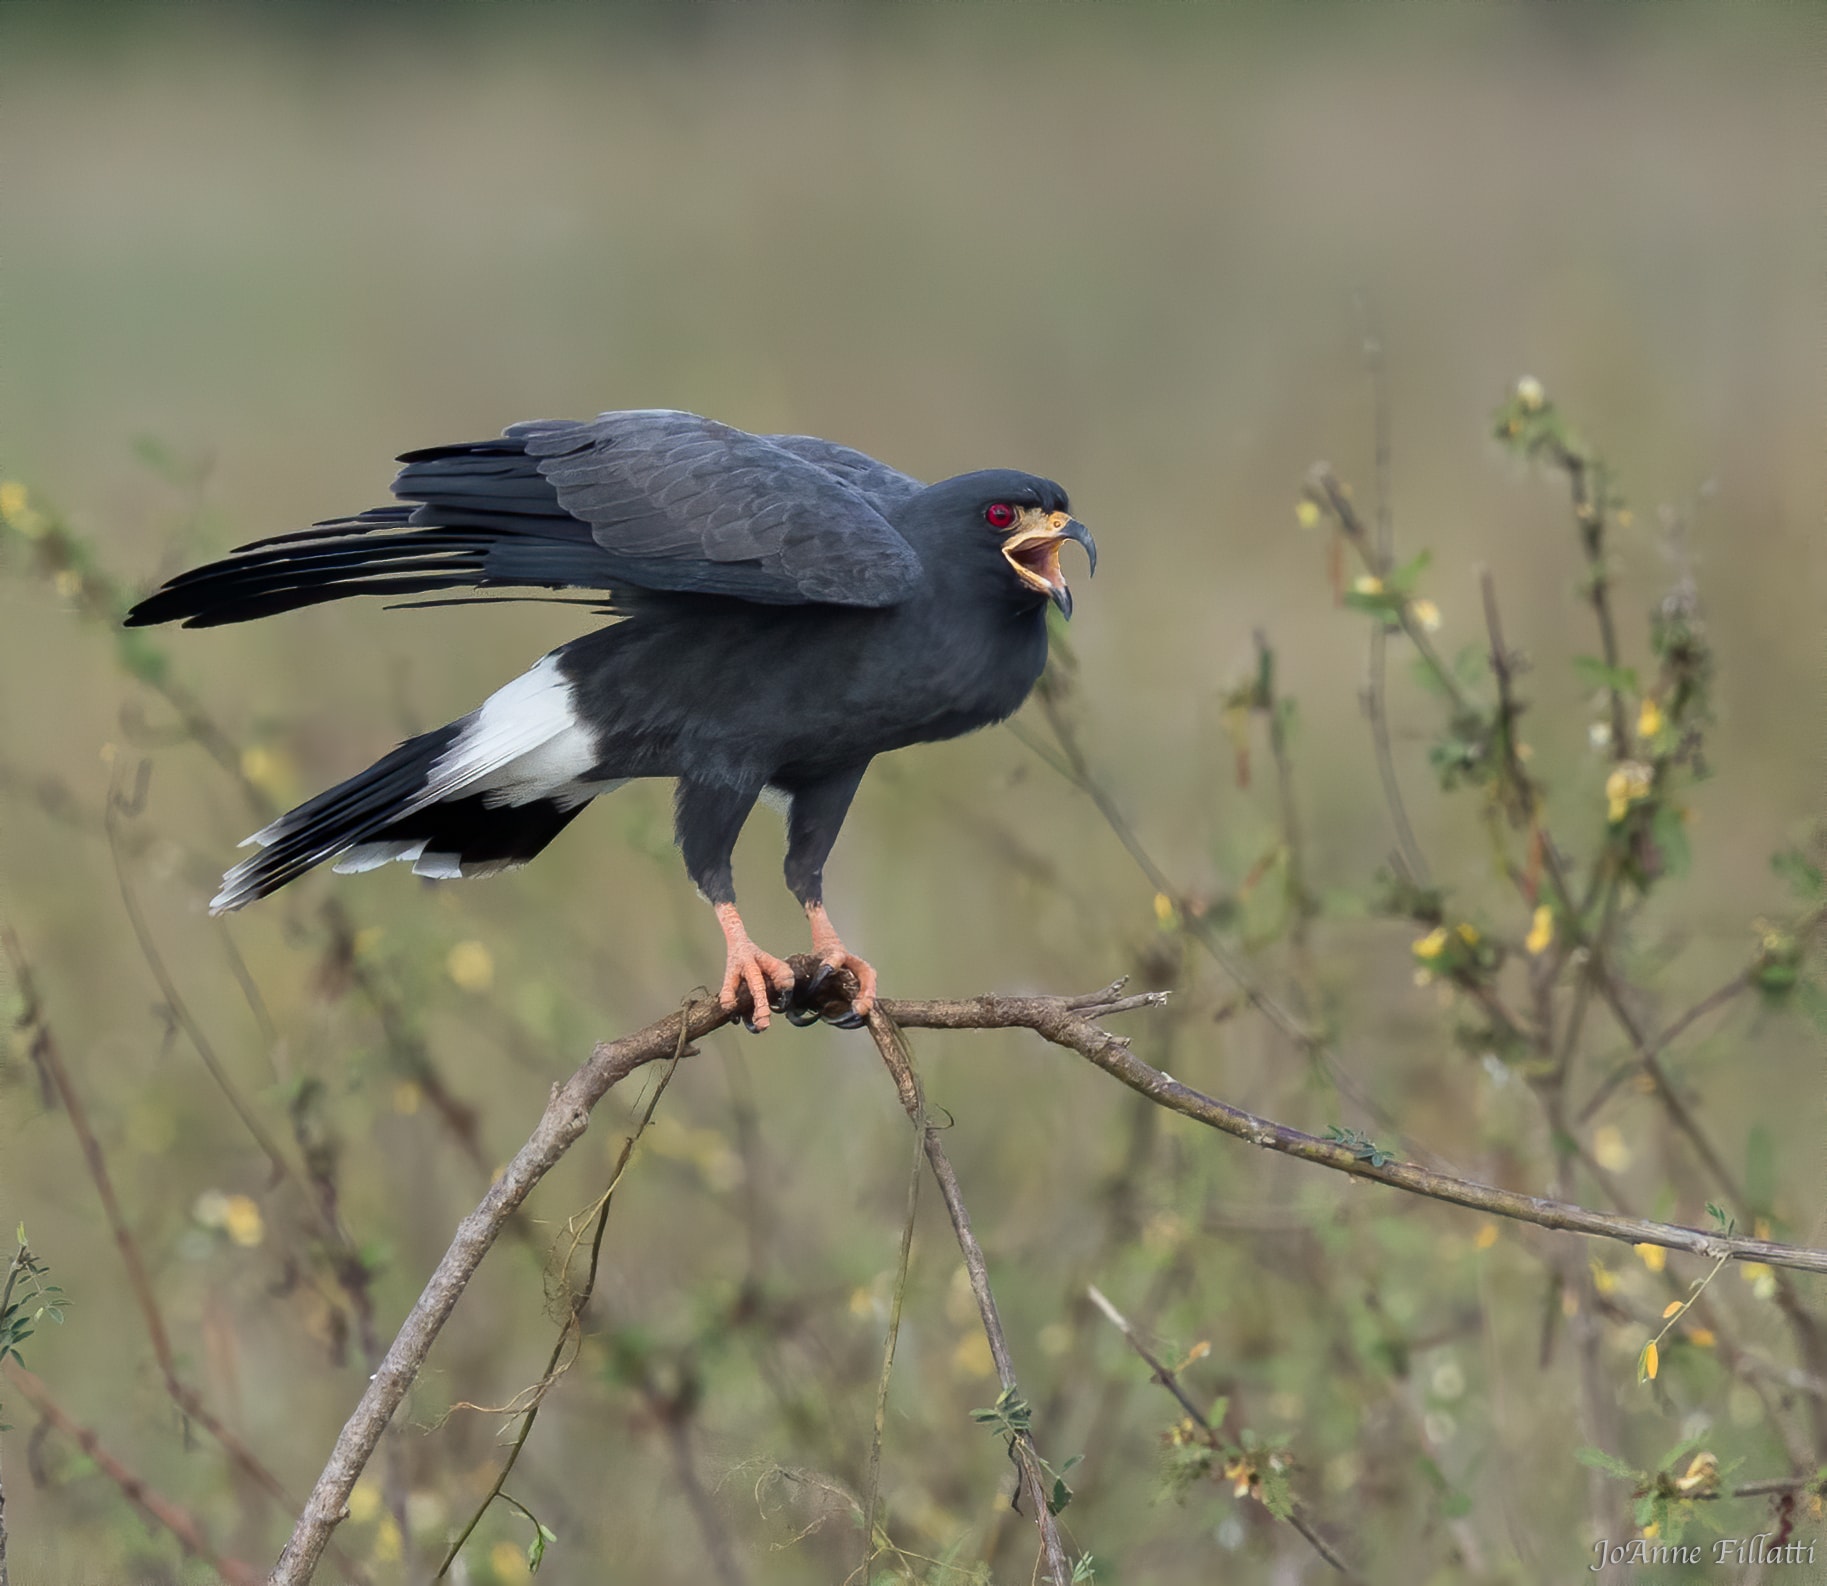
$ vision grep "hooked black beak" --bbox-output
[1004,514,1097,619]
[1048,519,1096,619]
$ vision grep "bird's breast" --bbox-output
[561,598,1050,781]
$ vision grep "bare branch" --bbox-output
[271,972,1827,1585]
[865,1010,1075,1585]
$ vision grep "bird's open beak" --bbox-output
[1003,511,1097,619]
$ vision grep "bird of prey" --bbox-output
[126,411,1095,1029]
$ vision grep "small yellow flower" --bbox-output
[1635,1243,1667,1274]
[1687,1327,1716,1349]
[1455,922,1481,947]
[1637,698,1663,739]
[1413,927,1449,960]
[1515,376,1545,412]
[352,926,385,957]
[1352,574,1384,597]
[1640,1520,1659,1540]
[1525,905,1554,955]
[446,940,494,991]
[1409,597,1442,632]
[951,1332,994,1378]
[488,1539,526,1580]
[1295,499,1322,530]
[1674,1452,1719,1494]
[0,482,28,521]
[1590,1263,1620,1296]
[392,1080,422,1116]
[53,569,81,600]
[1592,1125,1632,1172]
[1639,1340,1659,1382]
[222,1194,264,1247]
[239,745,294,799]
[1153,892,1177,928]
[348,1479,382,1524]
[1473,1222,1499,1251]
[1606,762,1653,823]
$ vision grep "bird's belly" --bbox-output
[562,604,1048,782]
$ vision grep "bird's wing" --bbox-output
[515,412,924,606]
[760,433,927,515]
[125,413,925,628]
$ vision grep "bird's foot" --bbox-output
[714,904,796,1032]
[805,903,877,1025]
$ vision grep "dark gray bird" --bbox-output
[125,411,1095,1028]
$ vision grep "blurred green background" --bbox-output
[1,6,1823,1584]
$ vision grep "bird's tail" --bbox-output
[212,654,617,913]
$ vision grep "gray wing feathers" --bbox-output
[515,413,923,607]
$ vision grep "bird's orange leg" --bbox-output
[714,902,796,1030]
[805,902,878,1016]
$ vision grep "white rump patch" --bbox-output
[333,840,428,874]
[419,653,599,812]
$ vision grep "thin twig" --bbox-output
[435,1010,692,1577]
[0,928,361,1571]
[860,1075,923,1578]
[1086,1285,1355,1578]
[880,990,1827,1277]
[864,1009,1076,1586]
[1351,301,1430,889]
[272,976,1827,1585]
[4,1362,261,1586]
[271,991,735,1586]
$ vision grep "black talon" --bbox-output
[806,960,837,995]
[825,1007,867,1030]
[783,1003,823,1027]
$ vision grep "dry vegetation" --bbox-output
[2,9,1824,1585]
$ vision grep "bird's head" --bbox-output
[913,469,1097,618]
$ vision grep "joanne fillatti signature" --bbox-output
[1591,1533,1817,1570]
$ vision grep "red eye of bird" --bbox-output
[984,502,1017,530]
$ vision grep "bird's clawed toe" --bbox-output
[815,949,877,1020]
[717,942,796,1033]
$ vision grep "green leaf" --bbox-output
[1649,803,1691,879]
[527,1521,557,1572]
[1256,1461,1294,1521]
[1575,1446,1643,1481]
[1386,549,1433,596]
[1572,656,1640,695]
[1771,848,1825,899]
[1791,978,1827,1032]
[1746,1125,1777,1217]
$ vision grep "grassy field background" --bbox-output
[1,7,1823,1583]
